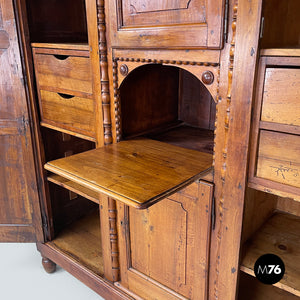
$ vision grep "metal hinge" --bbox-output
[224,0,229,43]
[260,16,265,39]
[211,195,216,231]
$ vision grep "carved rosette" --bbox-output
[97,0,112,145]
[214,3,238,300]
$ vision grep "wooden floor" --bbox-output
[241,212,300,297]
[52,210,104,276]
[147,124,214,154]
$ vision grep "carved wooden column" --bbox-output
[97,0,112,145]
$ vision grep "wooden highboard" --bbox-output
[0,0,299,299]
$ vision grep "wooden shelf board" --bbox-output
[31,42,89,51]
[51,211,103,276]
[147,124,214,154]
[259,121,300,136]
[239,272,300,300]
[261,48,300,57]
[45,138,213,209]
[40,122,96,142]
[241,212,300,296]
[47,174,99,204]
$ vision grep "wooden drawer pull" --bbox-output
[57,93,75,99]
[53,54,69,60]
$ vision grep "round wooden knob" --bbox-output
[120,64,129,76]
[202,71,214,85]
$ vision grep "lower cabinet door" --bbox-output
[116,180,213,300]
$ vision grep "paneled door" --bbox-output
[0,0,42,242]
[107,0,226,49]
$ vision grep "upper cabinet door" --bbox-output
[107,0,226,49]
[0,0,43,242]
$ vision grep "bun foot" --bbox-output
[42,257,56,273]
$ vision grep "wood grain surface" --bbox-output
[45,138,212,208]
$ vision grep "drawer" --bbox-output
[33,50,93,95]
[261,67,300,126]
[256,130,300,188]
[39,90,95,138]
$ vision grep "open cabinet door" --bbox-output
[0,0,43,242]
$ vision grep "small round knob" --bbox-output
[202,71,214,85]
[120,64,129,76]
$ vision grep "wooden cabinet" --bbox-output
[1,0,300,300]
[107,0,226,49]
[239,1,300,299]
[249,53,300,200]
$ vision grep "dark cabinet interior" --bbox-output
[26,0,88,43]
[120,64,215,154]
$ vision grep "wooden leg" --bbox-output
[42,256,56,273]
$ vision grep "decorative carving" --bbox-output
[42,257,56,273]
[119,64,129,76]
[108,198,120,281]
[118,56,219,67]
[202,71,214,85]
[113,57,220,140]
[214,3,238,300]
[97,0,112,145]
[113,59,122,142]
[130,0,192,14]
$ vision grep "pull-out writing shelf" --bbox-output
[45,138,213,209]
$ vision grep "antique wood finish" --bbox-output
[260,68,300,126]
[38,90,95,138]
[0,0,42,242]
[117,181,213,299]
[260,0,300,49]
[47,174,99,204]
[256,130,300,189]
[238,273,300,300]
[4,0,300,299]
[97,0,113,146]
[249,55,300,201]
[42,257,56,273]
[52,211,104,276]
[241,188,277,243]
[209,1,263,299]
[100,194,120,282]
[241,212,300,297]
[44,139,213,208]
[25,0,88,44]
[106,0,226,49]
[32,47,93,96]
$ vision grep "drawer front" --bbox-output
[34,53,93,95]
[39,90,95,138]
[261,67,300,126]
[256,130,300,188]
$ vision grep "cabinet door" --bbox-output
[107,0,225,49]
[116,181,213,300]
[0,0,43,242]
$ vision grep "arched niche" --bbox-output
[117,63,216,154]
